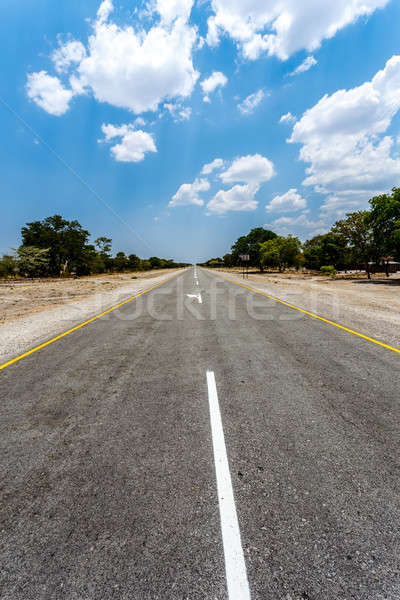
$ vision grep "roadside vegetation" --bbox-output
[0,215,190,278]
[201,188,400,277]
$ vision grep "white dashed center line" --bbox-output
[206,371,251,600]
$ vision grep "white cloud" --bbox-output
[52,41,86,73]
[207,184,259,214]
[266,188,307,212]
[290,55,317,76]
[28,0,199,116]
[289,56,400,203]
[279,112,296,124]
[319,193,370,220]
[266,213,328,237]
[206,0,389,60]
[238,89,265,115]
[26,71,75,116]
[164,103,192,121]
[178,106,192,120]
[97,0,114,24]
[201,158,224,175]
[133,116,146,127]
[170,153,275,213]
[169,178,210,207]
[101,123,157,162]
[201,71,228,102]
[156,0,194,24]
[220,154,275,185]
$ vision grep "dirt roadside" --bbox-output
[0,270,179,326]
[211,269,400,350]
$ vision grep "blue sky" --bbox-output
[1,0,400,263]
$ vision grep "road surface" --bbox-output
[1,267,399,599]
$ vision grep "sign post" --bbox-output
[239,254,250,279]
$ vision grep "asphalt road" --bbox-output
[1,267,399,600]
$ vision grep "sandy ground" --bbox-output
[0,270,178,325]
[0,270,182,365]
[213,269,400,350]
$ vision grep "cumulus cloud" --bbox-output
[52,40,86,73]
[26,71,75,116]
[156,0,194,24]
[27,0,199,116]
[169,178,210,207]
[200,71,228,102]
[289,55,400,205]
[319,193,370,220]
[266,188,307,212]
[207,184,258,214]
[238,89,265,115]
[206,0,389,60]
[201,158,224,175]
[290,55,317,76]
[97,0,114,24]
[220,154,275,186]
[101,123,157,162]
[170,153,275,214]
[279,112,296,124]
[266,213,328,237]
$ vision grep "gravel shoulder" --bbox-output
[211,269,400,350]
[0,270,182,365]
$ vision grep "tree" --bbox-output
[223,253,233,267]
[0,254,18,277]
[331,211,372,272]
[303,233,347,271]
[94,237,112,255]
[21,215,91,275]
[149,256,162,269]
[260,235,302,272]
[113,251,128,272]
[231,227,277,270]
[94,236,113,273]
[128,254,142,271]
[16,246,50,277]
[366,188,400,261]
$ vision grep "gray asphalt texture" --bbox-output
[1,268,399,600]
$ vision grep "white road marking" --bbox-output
[206,371,251,600]
[186,292,202,304]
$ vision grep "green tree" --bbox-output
[231,227,277,270]
[223,253,233,267]
[94,237,112,255]
[21,215,91,276]
[331,211,372,271]
[16,246,50,277]
[128,254,142,271]
[94,236,113,272]
[366,188,400,260]
[141,259,151,270]
[113,252,128,272]
[303,233,347,271]
[0,254,18,277]
[260,235,302,272]
[149,256,162,269]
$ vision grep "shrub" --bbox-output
[320,265,336,277]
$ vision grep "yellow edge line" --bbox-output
[0,273,180,372]
[214,271,400,356]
